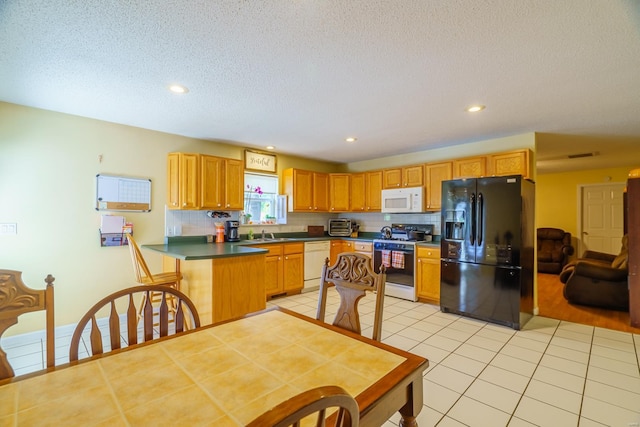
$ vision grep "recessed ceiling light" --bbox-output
[466,105,485,113]
[345,137,357,143]
[265,146,275,150]
[168,84,189,94]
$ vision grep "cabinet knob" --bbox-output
[182,203,187,206]
[418,259,421,263]
[285,256,289,260]
[217,203,221,207]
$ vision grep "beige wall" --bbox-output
[535,166,631,244]
[0,102,340,334]
[0,101,538,335]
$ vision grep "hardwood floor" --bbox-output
[537,272,640,334]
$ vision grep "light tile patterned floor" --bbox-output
[3,288,640,426]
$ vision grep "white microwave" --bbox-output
[381,187,424,213]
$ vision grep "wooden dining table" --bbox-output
[0,307,428,426]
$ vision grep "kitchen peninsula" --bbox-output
[143,239,268,325]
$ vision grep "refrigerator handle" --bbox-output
[478,192,484,246]
[470,192,476,245]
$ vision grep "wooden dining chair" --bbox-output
[125,233,182,323]
[68,284,200,362]
[246,385,359,427]
[0,270,55,379]
[316,252,386,341]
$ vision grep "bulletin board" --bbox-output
[96,174,151,212]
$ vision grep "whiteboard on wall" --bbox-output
[96,174,151,212]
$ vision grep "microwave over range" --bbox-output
[381,187,424,213]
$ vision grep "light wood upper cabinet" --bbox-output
[283,168,329,212]
[167,152,199,210]
[487,149,531,178]
[200,155,244,210]
[382,165,424,189]
[350,171,382,212]
[416,247,441,303]
[223,158,244,210]
[365,170,383,211]
[425,161,452,210]
[350,173,366,212]
[329,173,350,212]
[453,156,486,178]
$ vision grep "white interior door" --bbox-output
[579,183,625,255]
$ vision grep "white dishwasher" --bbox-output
[303,241,331,292]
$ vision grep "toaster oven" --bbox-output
[328,219,352,236]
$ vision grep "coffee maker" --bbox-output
[225,220,240,242]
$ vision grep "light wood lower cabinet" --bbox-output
[165,254,266,325]
[353,241,373,258]
[255,243,304,297]
[416,246,441,303]
[329,240,353,265]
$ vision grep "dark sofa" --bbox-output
[537,228,574,274]
[559,235,629,311]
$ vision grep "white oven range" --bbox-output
[373,239,417,301]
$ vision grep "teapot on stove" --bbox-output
[380,226,392,239]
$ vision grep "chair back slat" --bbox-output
[175,300,185,333]
[159,293,169,337]
[143,290,154,341]
[127,294,138,345]
[69,285,200,362]
[108,301,121,351]
[89,317,103,356]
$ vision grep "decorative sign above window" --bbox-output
[96,174,151,212]
[244,149,277,174]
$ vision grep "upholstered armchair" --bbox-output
[537,228,574,274]
[559,235,629,311]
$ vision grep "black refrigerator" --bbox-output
[440,175,535,329]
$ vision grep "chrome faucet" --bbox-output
[261,229,266,240]
[269,232,275,240]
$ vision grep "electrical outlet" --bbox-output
[0,223,17,235]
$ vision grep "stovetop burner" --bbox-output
[378,223,434,242]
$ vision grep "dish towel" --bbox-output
[392,251,405,269]
[381,250,392,268]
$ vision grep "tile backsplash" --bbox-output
[164,206,441,237]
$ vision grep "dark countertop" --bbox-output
[142,233,440,260]
[143,242,268,260]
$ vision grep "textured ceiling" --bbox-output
[1,1,639,173]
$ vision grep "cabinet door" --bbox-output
[425,162,452,210]
[453,157,486,178]
[416,247,441,302]
[403,165,424,187]
[329,240,342,265]
[180,153,200,209]
[382,168,402,188]
[264,255,282,296]
[224,159,244,209]
[330,174,350,212]
[200,155,224,209]
[313,172,330,211]
[167,153,181,209]
[283,252,303,292]
[488,149,530,178]
[350,173,366,212]
[365,170,383,211]
[292,169,314,211]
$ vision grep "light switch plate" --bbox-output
[0,223,17,235]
